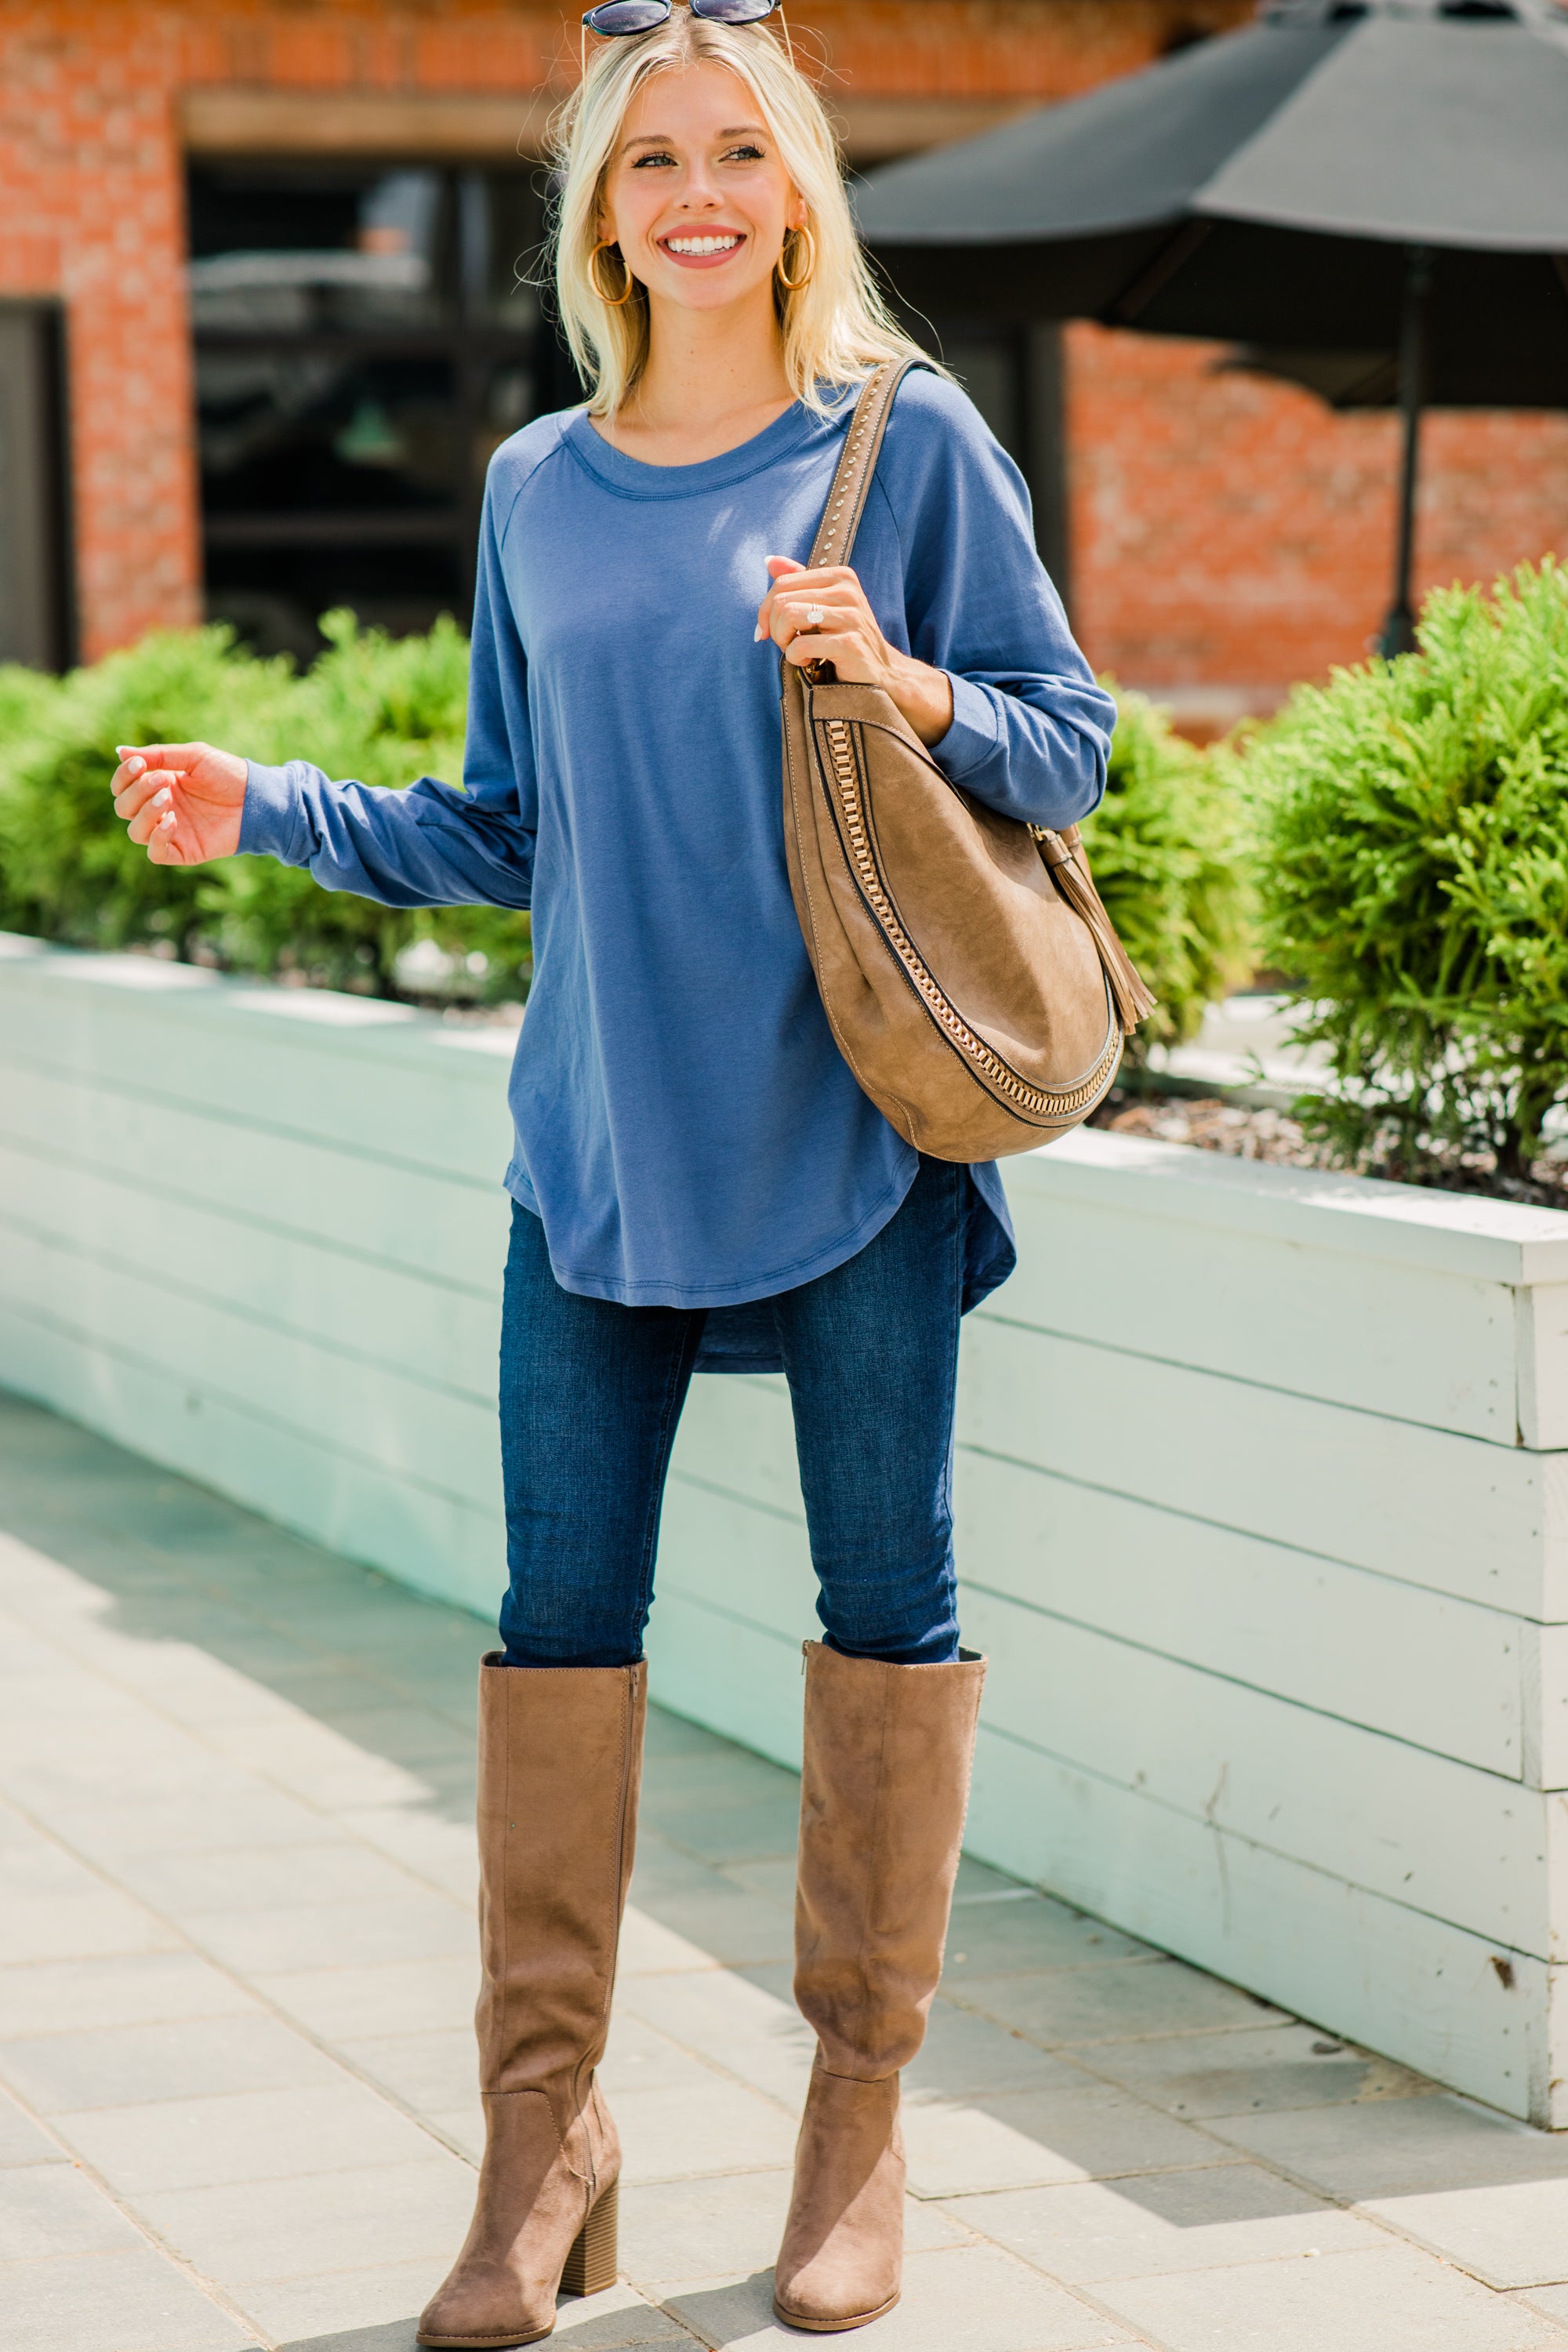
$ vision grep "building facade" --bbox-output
[2,0,1566,717]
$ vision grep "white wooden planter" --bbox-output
[4,931,1567,2124]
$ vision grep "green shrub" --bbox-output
[0,615,530,1001]
[1081,685,1255,1058]
[1,624,1253,1041]
[1247,558,1568,1185]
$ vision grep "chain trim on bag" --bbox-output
[818,717,1120,1124]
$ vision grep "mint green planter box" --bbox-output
[4,931,1568,2124]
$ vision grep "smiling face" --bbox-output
[597,59,804,315]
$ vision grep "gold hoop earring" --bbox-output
[775,224,815,294]
[590,238,637,307]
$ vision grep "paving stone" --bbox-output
[615,2074,799,2183]
[0,1951,260,2038]
[948,1955,1286,2048]
[640,1748,799,1809]
[950,1855,1031,1900]
[135,2154,479,2284]
[39,1786,351,1863]
[942,1895,1152,1976]
[0,2089,64,2167]
[618,1963,813,2106]
[0,1835,177,1965]
[641,1795,805,1866]
[619,1908,729,1977]
[0,2160,147,2257]
[0,2246,256,2351]
[187,1890,474,1975]
[1069,2020,1432,2117]
[659,2244,1134,2349]
[18,1392,1568,2352]
[337,2027,479,2116]
[549,2284,702,2347]
[256,1956,480,2042]
[0,1621,70,1682]
[644,1711,733,1762]
[0,1664,140,1726]
[421,2101,486,2163]
[905,2002,1084,2102]
[624,1882,795,1969]
[620,2168,964,2285]
[1203,2091,1568,2199]
[0,2012,343,2115]
[330,1806,479,1907]
[952,2164,1381,2283]
[93,1649,319,1733]
[220,2259,445,2348]
[0,1744,265,1820]
[314,1704,474,1769]
[198,1717,438,1811]
[601,2014,729,2100]
[115,1838,432,1918]
[716,1857,801,1907]
[1098,2240,1568,2351]
[903,2082,1227,2197]
[61,2077,444,2195]
[631,1835,741,1897]
[237,2271,694,2350]
[1364,2179,1568,2291]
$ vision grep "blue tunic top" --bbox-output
[239,371,1115,1370]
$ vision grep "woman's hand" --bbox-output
[110,742,249,866]
[756,557,955,749]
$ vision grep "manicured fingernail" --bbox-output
[158,809,176,829]
[152,787,171,807]
[753,623,765,642]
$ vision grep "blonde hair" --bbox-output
[551,10,928,418]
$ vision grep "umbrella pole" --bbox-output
[1380,245,1433,660]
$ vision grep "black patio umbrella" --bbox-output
[855,0,1568,652]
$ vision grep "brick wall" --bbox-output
[2,0,1564,688]
[1067,325,1568,712]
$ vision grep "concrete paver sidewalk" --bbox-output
[2,1388,1568,2352]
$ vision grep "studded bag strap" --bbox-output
[807,358,927,572]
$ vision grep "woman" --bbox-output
[111,9,1114,2343]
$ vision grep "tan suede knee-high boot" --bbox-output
[417,1656,645,2350]
[773,1641,985,2334]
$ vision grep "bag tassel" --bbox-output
[1034,827,1159,1036]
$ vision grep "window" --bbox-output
[187,162,578,657]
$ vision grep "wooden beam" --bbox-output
[182,88,561,160]
[180,85,1024,166]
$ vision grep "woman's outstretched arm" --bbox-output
[111,483,537,908]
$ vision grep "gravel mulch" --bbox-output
[1091,1089,1568,1211]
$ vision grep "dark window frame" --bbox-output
[0,299,76,670]
[187,156,574,649]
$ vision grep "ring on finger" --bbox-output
[804,604,826,629]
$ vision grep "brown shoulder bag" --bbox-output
[781,359,1155,1163]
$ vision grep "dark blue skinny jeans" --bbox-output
[497,1156,965,1670]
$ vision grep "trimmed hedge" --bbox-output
[1,622,1253,1040]
[0,614,529,1002]
[1248,558,1568,1187]
[1080,685,1254,1060]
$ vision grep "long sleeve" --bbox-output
[876,372,1116,833]
[237,477,538,910]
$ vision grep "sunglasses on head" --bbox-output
[582,0,781,33]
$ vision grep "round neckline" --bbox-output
[564,390,849,500]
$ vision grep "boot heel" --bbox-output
[561,2177,618,2298]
